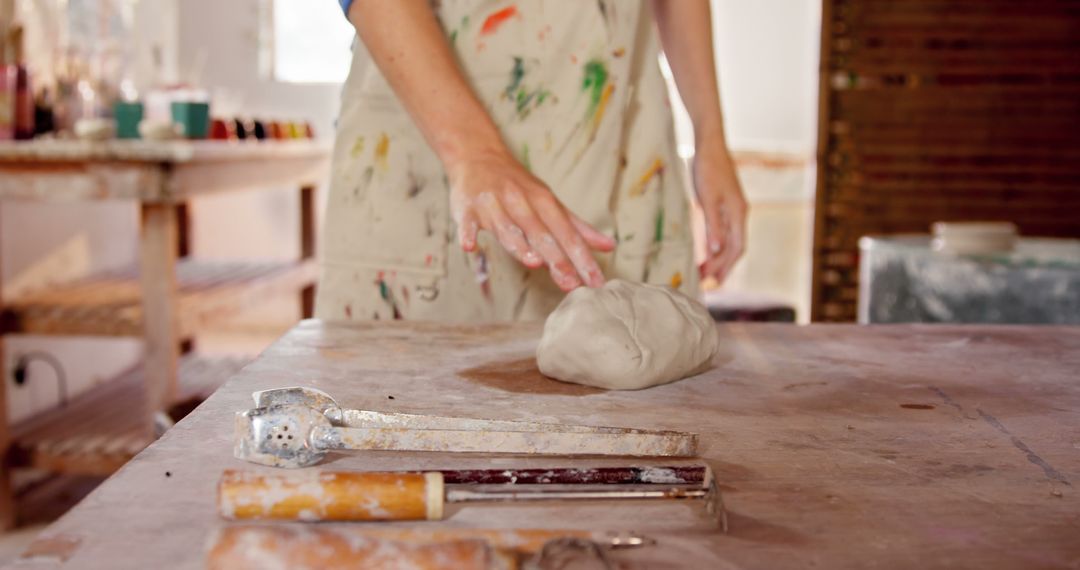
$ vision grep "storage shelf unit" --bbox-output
[0,140,330,529]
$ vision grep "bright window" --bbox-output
[272,0,355,83]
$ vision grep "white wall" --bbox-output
[676,0,821,319]
[176,0,339,265]
[712,0,821,155]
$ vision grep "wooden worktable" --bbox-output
[8,321,1078,569]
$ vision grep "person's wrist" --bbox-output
[694,129,729,157]
[435,124,512,175]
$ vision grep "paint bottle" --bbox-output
[12,26,34,140]
[0,25,15,140]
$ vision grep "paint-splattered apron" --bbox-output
[316,0,697,322]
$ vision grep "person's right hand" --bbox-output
[446,149,616,292]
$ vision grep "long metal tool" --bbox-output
[218,465,724,527]
[234,387,698,468]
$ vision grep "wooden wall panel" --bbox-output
[812,0,1080,321]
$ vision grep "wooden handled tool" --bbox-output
[219,470,446,521]
[218,466,722,525]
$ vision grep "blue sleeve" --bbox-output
[340,0,353,17]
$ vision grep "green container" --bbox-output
[114,101,144,139]
[170,101,210,139]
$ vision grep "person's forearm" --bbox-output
[348,0,509,166]
[650,0,727,146]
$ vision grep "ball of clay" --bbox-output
[536,280,719,390]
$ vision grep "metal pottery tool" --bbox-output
[217,465,723,526]
[234,386,698,467]
[208,525,655,570]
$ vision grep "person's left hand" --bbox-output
[693,137,748,283]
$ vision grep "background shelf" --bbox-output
[3,259,317,338]
[9,355,250,477]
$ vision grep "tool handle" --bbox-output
[218,469,444,522]
[322,426,697,456]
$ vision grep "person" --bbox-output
[315,0,747,322]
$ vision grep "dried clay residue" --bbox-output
[458,357,604,396]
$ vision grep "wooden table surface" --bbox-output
[8,321,1079,569]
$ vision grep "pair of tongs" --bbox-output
[234,387,698,468]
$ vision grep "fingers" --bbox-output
[529,193,606,289]
[477,195,544,269]
[501,192,583,291]
[701,204,746,283]
[568,212,616,252]
[700,196,726,258]
[458,211,479,252]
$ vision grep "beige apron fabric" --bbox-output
[316,0,697,322]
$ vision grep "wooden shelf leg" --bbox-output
[0,336,16,531]
[139,204,181,436]
[299,185,316,319]
[0,226,13,529]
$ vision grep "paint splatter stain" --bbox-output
[374,133,390,170]
[354,166,375,198]
[344,304,352,318]
[900,403,936,410]
[418,284,439,301]
[596,0,613,31]
[407,170,424,198]
[375,273,403,319]
[629,158,665,197]
[520,143,532,171]
[654,208,665,243]
[612,47,626,58]
[481,5,518,36]
[583,59,610,122]
[505,57,553,120]
[424,209,436,237]
[450,15,470,45]
[670,272,683,289]
[425,254,434,267]
[349,136,365,158]
[592,83,614,131]
[578,59,614,141]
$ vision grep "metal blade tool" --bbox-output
[234,387,699,468]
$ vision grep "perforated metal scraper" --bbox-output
[234,386,698,468]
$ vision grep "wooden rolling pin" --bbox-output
[218,466,716,523]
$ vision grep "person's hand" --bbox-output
[446,149,615,292]
[693,137,748,283]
